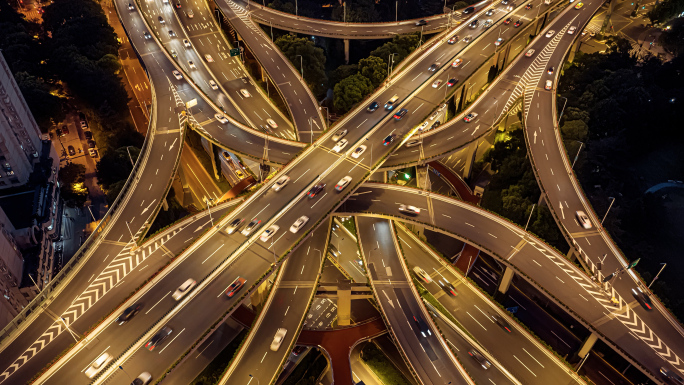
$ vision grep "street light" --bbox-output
[524,203,536,231]
[648,263,667,288]
[387,53,398,84]
[319,106,329,127]
[571,141,584,169]
[204,196,214,226]
[557,95,569,123]
[600,197,616,225]
[59,317,80,343]
[295,55,304,80]
[248,374,261,385]
[126,146,135,167]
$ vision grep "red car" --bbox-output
[226,276,246,298]
[525,2,532,9]
[503,17,511,25]
[307,183,326,198]
[514,20,522,27]
[447,78,458,87]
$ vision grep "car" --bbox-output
[290,216,310,233]
[84,131,93,140]
[431,79,442,88]
[632,287,653,310]
[225,276,247,298]
[589,31,596,37]
[183,39,191,47]
[568,26,577,34]
[491,313,513,332]
[495,37,505,46]
[62,125,70,135]
[384,94,399,110]
[168,30,176,37]
[333,139,349,153]
[87,140,96,149]
[68,146,76,156]
[452,58,463,67]
[260,225,279,242]
[335,176,352,191]
[447,78,458,87]
[383,134,396,146]
[485,8,494,15]
[525,48,535,57]
[483,19,493,29]
[462,6,475,14]
[171,49,178,58]
[80,119,87,129]
[175,1,181,7]
[187,9,194,18]
[506,2,516,10]
[266,119,278,129]
[413,315,432,337]
[226,218,245,234]
[209,80,218,90]
[469,20,480,28]
[351,145,367,158]
[242,219,262,235]
[85,353,112,378]
[547,66,554,75]
[214,113,228,123]
[660,367,684,384]
[462,35,472,43]
[545,30,555,38]
[240,89,251,97]
[89,148,98,158]
[240,76,249,84]
[406,139,422,148]
[173,278,196,300]
[418,120,429,130]
[438,279,458,296]
[307,183,326,198]
[501,0,509,3]
[545,80,553,90]
[172,70,183,80]
[367,101,379,112]
[205,54,214,62]
[430,120,441,130]
[574,1,583,8]
[55,127,62,137]
[158,16,165,23]
[332,129,348,141]
[503,17,511,25]
[393,108,408,120]
[128,3,135,10]
[464,112,478,122]
[272,175,290,191]
[575,210,592,229]
[399,204,420,215]
[271,328,288,351]
[413,266,432,283]
[469,349,492,369]
[188,60,196,69]
[447,36,458,44]
[514,19,522,27]
[144,31,152,39]
[146,326,173,351]
[428,63,440,71]
[525,2,533,9]
[131,372,152,385]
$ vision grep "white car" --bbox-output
[272,175,290,191]
[333,139,349,153]
[188,60,196,69]
[85,353,112,378]
[545,80,553,90]
[172,278,197,300]
[575,211,592,229]
[398,204,420,215]
[351,145,367,159]
[290,216,310,233]
[270,328,288,351]
[432,79,442,88]
[545,30,555,38]
[172,70,182,80]
[525,49,535,57]
[240,89,251,97]
[133,372,152,385]
[413,266,432,283]
[183,39,191,47]
[205,54,214,62]
[332,129,348,141]
[568,26,577,34]
[266,119,278,128]
[335,176,352,191]
[209,80,218,90]
[452,58,463,67]
[171,49,178,58]
[418,121,429,131]
[260,225,279,242]
[214,113,228,123]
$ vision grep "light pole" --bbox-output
[295,55,304,80]
[600,197,616,225]
[314,248,323,264]
[126,146,135,167]
[295,0,298,16]
[387,53,398,84]
[87,205,97,221]
[648,263,667,288]
[571,141,583,169]
[125,220,135,239]
[343,1,346,23]
[557,95,568,123]
[309,117,313,144]
[204,196,214,226]
[248,374,261,385]
[118,366,133,382]
[524,203,536,231]
[59,317,80,343]
[319,106,329,127]
[395,0,398,22]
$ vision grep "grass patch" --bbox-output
[360,342,411,385]
[282,349,328,385]
[190,329,248,385]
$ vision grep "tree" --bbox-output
[358,56,387,88]
[659,17,684,57]
[501,184,531,225]
[331,0,381,22]
[96,146,140,202]
[14,72,65,131]
[329,64,358,88]
[59,163,88,207]
[648,0,684,24]
[561,119,588,142]
[274,34,327,95]
[333,74,373,112]
[370,34,421,66]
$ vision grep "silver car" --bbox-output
[271,328,288,351]
[272,175,290,191]
[172,279,196,300]
[332,129,348,141]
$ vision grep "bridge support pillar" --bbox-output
[567,247,592,275]
[338,289,351,326]
[577,332,598,359]
[250,279,271,312]
[567,36,582,64]
[344,39,350,64]
[498,266,515,295]
[461,142,478,180]
[162,197,169,211]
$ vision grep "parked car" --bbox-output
[68,146,76,156]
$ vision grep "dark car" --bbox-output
[367,101,379,112]
[158,16,165,23]
[503,17,512,25]
[469,349,492,369]
[413,315,432,337]
[632,287,653,310]
[84,131,93,140]
[226,218,245,234]
[525,2,532,9]
[514,19,522,27]
[547,66,554,75]
[415,19,427,26]
[307,183,326,198]
[87,140,96,149]
[501,0,509,4]
[67,146,76,156]
[128,3,135,10]
[175,2,181,7]
[491,313,512,333]
[430,121,441,130]
[428,63,440,71]
[469,20,480,28]
[116,304,142,325]
[383,134,396,146]
[660,367,684,384]
[226,276,247,298]
[438,279,457,296]
[146,326,172,351]
[393,108,408,120]
[144,31,152,39]
[462,6,475,14]
[61,125,69,135]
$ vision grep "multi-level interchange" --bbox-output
[0,0,682,384]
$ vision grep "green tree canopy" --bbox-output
[561,119,588,142]
[274,34,327,96]
[370,34,421,66]
[329,64,358,88]
[648,0,684,24]
[59,163,88,207]
[659,17,684,57]
[333,74,373,112]
[359,56,388,88]
[331,0,381,22]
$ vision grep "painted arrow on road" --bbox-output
[382,290,395,309]
[141,199,157,215]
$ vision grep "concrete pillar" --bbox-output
[162,197,169,211]
[577,333,598,358]
[344,39,350,64]
[250,280,270,311]
[567,37,582,64]
[337,289,351,326]
[498,266,515,295]
[461,142,478,180]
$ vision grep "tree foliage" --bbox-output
[333,74,373,112]
[659,17,684,57]
[370,34,421,66]
[331,0,381,22]
[96,146,140,202]
[274,34,327,96]
[648,0,684,23]
[59,163,88,207]
[358,55,388,88]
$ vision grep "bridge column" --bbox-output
[461,142,478,180]
[337,289,351,326]
[494,266,515,302]
[250,279,271,311]
[567,36,582,64]
[344,39,350,64]
[577,332,598,359]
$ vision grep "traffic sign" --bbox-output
[229,48,240,57]
[506,306,518,314]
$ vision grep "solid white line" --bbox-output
[513,354,537,377]
[202,244,225,264]
[159,328,185,354]
[146,291,171,314]
[522,348,545,368]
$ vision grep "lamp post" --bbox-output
[59,317,80,343]
[600,197,616,225]
[524,203,536,232]
[248,374,261,385]
[571,141,583,169]
[295,55,304,80]
[557,95,568,123]
[648,263,667,288]
[125,220,135,239]
[126,146,135,167]
[204,196,214,226]
[395,0,398,22]
[319,106,329,127]
[387,53,398,84]
[119,366,133,382]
